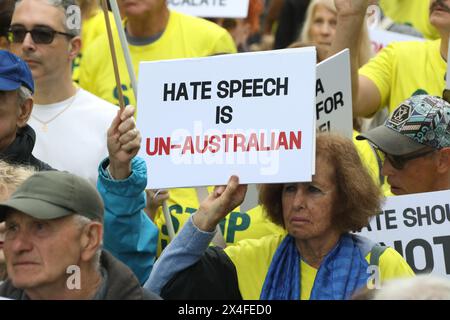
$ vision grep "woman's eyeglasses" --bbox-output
[8,25,74,45]
[374,146,436,170]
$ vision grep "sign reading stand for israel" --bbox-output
[167,0,249,18]
[137,48,317,189]
[316,49,352,139]
[358,190,450,279]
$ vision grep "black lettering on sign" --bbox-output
[433,236,450,274]
[215,77,289,99]
[315,91,345,120]
[215,106,233,124]
[403,207,417,227]
[163,81,212,101]
[169,0,227,6]
[316,78,324,96]
[384,209,398,230]
[405,239,434,273]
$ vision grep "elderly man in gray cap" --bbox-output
[357,95,450,195]
[0,105,160,300]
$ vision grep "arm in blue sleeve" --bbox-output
[97,156,158,285]
[144,214,215,295]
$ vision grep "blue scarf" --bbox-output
[260,234,369,300]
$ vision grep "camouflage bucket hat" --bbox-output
[357,95,450,155]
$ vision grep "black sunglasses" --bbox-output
[8,25,74,44]
[374,146,436,170]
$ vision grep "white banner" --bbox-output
[137,48,317,189]
[358,190,450,278]
[369,28,423,54]
[316,49,352,139]
[167,0,249,18]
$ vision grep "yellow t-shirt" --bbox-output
[352,130,394,197]
[353,130,382,187]
[154,187,285,256]
[78,10,237,107]
[72,10,115,83]
[225,234,415,300]
[359,39,446,114]
[379,0,439,40]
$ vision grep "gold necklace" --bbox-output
[31,91,79,133]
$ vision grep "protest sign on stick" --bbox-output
[137,48,317,189]
[103,0,175,239]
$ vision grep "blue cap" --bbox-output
[0,50,34,94]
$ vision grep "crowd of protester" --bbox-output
[1,0,450,300]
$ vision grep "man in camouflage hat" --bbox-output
[357,95,450,195]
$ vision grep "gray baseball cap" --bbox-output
[357,95,450,155]
[0,171,104,222]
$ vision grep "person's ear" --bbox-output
[16,97,33,128]
[80,222,103,262]
[68,36,81,61]
[436,148,450,173]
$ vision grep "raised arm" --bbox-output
[145,176,247,295]
[98,105,158,284]
[329,0,381,117]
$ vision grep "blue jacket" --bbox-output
[97,157,158,285]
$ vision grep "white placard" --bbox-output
[316,49,352,139]
[370,28,423,54]
[358,190,450,278]
[137,48,317,189]
[167,0,249,18]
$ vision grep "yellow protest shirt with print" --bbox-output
[225,234,415,300]
[72,10,115,83]
[379,0,439,40]
[154,187,285,256]
[359,39,446,115]
[79,10,237,107]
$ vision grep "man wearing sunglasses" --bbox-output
[357,95,450,195]
[8,0,118,185]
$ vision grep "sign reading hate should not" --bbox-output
[358,190,450,279]
[167,0,249,18]
[137,48,317,189]
[316,49,352,139]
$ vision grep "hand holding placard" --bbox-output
[193,176,247,232]
[107,105,141,180]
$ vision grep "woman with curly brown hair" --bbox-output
[145,133,414,300]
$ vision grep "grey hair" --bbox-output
[373,275,450,300]
[16,0,81,36]
[73,214,102,273]
[17,86,32,107]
